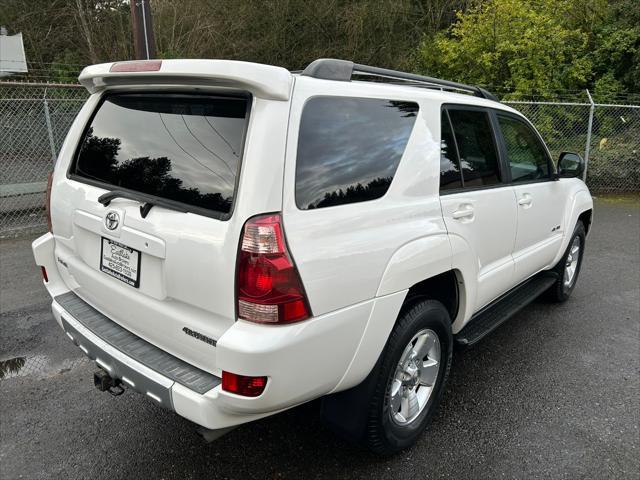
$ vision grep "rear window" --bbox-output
[295,96,418,210]
[71,93,249,217]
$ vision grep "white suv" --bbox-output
[32,58,593,454]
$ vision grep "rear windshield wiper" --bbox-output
[98,190,189,219]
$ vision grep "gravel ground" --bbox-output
[1,197,638,480]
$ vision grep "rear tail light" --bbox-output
[236,214,311,324]
[45,172,53,232]
[221,371,267,397]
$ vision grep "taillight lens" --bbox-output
[236,214,311,324]
[221,371,267,397]
[45,172,53,232]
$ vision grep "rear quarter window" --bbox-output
[295,96,418,210]
[70,93,249,217]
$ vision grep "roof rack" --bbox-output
[301,58,498,102]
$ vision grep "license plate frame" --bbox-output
[100,237,141,288]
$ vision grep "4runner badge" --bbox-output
[182,327,217,347]
[105,211,120,230]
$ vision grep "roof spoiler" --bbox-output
[79,59,292,101]
[301,58,498,102]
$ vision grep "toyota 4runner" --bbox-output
[32,58,593,454]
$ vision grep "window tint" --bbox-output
[440,110,462,191]
[498,114,550,182]
[72,93,248,215]
[295,97,418,210]
[448,109,501,187]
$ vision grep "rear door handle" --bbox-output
[518,194,532,206]
[452,205,474,220]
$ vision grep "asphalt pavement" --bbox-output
[1,197,638,479]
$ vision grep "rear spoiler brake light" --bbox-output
[110,60,162,72]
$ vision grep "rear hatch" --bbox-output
[50,61,291,375]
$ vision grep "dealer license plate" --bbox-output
[100,237,141,288]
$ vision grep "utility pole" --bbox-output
[131,0,156,60]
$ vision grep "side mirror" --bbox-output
[557,151,585,179]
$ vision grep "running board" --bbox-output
[455,272,558,346]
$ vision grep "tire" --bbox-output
[362,299,453,455]
[545,220,586,302]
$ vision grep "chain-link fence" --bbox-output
[504,99,640,193]
[1,82,88,237]
[0,82,638,237]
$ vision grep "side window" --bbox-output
[497,114,550,182]
[448,109,501,187]
[295,97,418,210]
[440,110,462,191]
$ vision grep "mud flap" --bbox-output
[320,353,384,443]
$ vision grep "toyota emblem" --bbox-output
[105,211,120,230]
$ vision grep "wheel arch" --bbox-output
[334,232,469,394]
[551,187,593,266]
[375,231,471,334]
[322,273,459,444]
[578,208,593,235]
[333,267,464,395]
[402,270,462,324]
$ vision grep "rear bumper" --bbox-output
[59,304,176,409]
[55,291,218,401]
[33,232,407,430]
[51,294,279,430]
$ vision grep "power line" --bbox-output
[157,113,233,189]
[204,116,239,158]
[180,114,236,175]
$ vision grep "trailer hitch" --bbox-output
[93,369,125,396]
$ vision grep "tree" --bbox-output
[1,0,472,78]
[589,0,640,98]
[414,0,594,97]
[0,0,132,80]
[1,0,636,95]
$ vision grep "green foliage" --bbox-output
[0,0,637,96]
[594,72,625,102]
[589,23,640,94]
[416,0,639,97]
[587,142,640,192]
